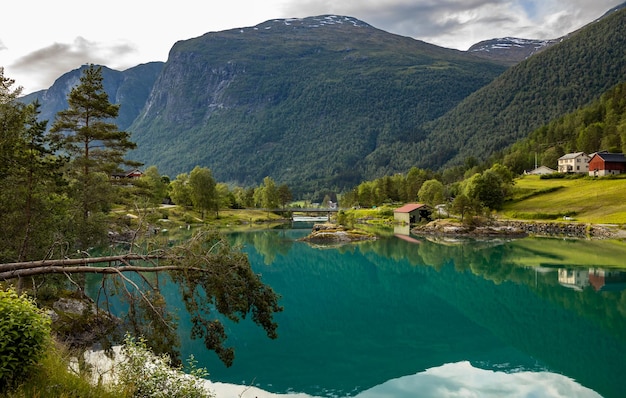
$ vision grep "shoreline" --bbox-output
[411,219,626,240]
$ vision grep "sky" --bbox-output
[2,0,623,94]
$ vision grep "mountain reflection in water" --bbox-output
[146,229,626,398]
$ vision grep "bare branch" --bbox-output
[109,267,173,331]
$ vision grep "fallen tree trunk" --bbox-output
[0,254,162,270]
[0,254,190,280]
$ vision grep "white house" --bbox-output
[557,152,590,174]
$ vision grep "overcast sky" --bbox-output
[2,0,623,94]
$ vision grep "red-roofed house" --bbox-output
[394,203,432,225]
[112,168,144,180]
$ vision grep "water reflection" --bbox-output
[172,230,626,398]
[206,361,601,398]
[558,268,626,292]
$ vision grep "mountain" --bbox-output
[468,2,626,65]
[20,62,163,131]
[405,6,626,170]
[21,6,626,195]
[127,15,505,193]
[467,37,560,65]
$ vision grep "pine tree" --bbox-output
[0,70,68,262]
[50,64,138,248]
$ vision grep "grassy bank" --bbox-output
[501,175,626,224]
[4,344,125,398]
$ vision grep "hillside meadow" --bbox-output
[501,175,626,224]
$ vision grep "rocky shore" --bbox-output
[411,219,622,239]
[299,223,377,243]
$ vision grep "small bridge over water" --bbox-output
[262,207,339,222]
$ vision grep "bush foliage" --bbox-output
[117,335,213,398]
[0,289,51,390]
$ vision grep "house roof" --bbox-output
[112,168,144,177]
[394,203,428,213]
[558,152,587,160]
[592,152,626,163]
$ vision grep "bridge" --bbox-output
[262,207,339,213]
[261,207,339,222]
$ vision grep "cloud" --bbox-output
[280,0,620,49]
[9,37,137,92]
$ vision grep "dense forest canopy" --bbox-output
[498,81,626,173]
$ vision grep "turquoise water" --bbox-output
[105,228,626,397]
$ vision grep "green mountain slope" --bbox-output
[128,15,506,193]
[412,7,626,170]
[497,81,626,173]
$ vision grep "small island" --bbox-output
[299,223,378,244]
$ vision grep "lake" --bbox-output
[111,226,626,397]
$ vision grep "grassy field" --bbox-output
[501,175,626,224]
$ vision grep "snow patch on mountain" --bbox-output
[238,15,371,34]
[469,37,558,54]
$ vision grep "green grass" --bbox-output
[501,175,626,224]
[5,344,127,398]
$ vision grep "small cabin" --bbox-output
[394,203,432,225]
[112,168,144,180]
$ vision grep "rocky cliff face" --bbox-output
[20,62,163,131]
[126,15,506,192]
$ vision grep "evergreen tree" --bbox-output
[50,64,137,249]
[0,71,68,262]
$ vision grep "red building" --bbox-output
[588,152,626,176]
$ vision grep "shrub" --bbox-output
[116,335,213,398]
[0,289,51,390]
